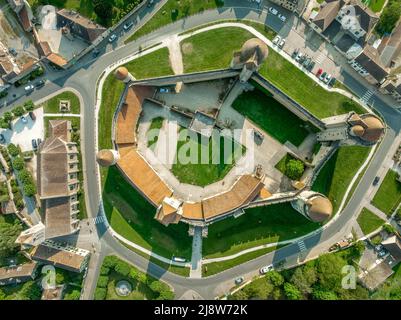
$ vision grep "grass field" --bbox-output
[357,207,385,235]
[102,166,192,259]
[181,27,253,73]
[371,170,401,216]
[41,91,80,114]
[180,26,365,119]
[203,203,320,258]
[125,0,224,43]
[232,88,311,146]
[98,48,172,151]
[171,128,244,187]
[366,0,386,12]
[202,246,279,277]
[312,146,371,214]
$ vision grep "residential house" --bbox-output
[349,44,389,84]
[56,9,106,44]
[381,77,401,102]
[382,234,401,262]
[0,262,38,286]
[37,120,80,239]
[310,0,343,33]
[7,0,33,32]
[335,0,378,41]
[377,20,401,68]
[2,60,40,85]
[31,240,90,273]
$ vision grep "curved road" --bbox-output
[4,1,401,299]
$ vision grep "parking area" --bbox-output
[0,107,44,152]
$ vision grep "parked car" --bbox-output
[37,138,42,146]
[24,84,34,92]
[373,176,380,186]
[21,116,27,124]
[375,244,383,252]
[316,68,323,77]
[0,134,5,143]
[9,48,17,56]
[302,57,311,68]
[298,54,306,64]
[378,250,387,258]
[235,277,244,285]
[29,111,36,121]
[268,7,278,15]
[278,14,286,22]
[328,77,336,87]
[35,80,45,88]
[159,88,169,93]
[272,35,281,46]
[295,52,304,62]
[92,49,100,57]
[278,39,286,49]
[291,49,299,59]
[307,61,316,71]
[319,71,327,81]
[123,21,134,31]
[147,0,154,7]
[259,264,273,275]
[108,34,117,43]
[32,139,38,150]
[324,73,332,84]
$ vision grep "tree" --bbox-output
[12,157,24,171]
[96,275,109,288]
[23,100,35,112]
[114,260,130,277]
[3,112,13,123]
[12,106,25,117]
[230,290,249,300]
[7,143,20,157]
[18,169,32,184]
[0,118,10,129]
[312,288,338,300]
[93,0,113,22]
[17,281,41,300]
[157,289,175,300]
[265,271,284,287]
[128,268,138,281]
[383,223,395,234]
[94,287,106,300]
[0,221,23,258]
[283,282,302,300]
[136,272,147,284]
[100,265,110,276]
[315,253,346,292]
[64,289,81,300]
[375,1,401,36]
[23,183,36,197]
[285,159,304,180]
[0,288,5,300]
[290,265,317,296]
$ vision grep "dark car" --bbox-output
[35,80,45,88]
[328,77,336,87]
[147,0,154,7]
[0,134,5,143]
[373,176,380,186]
[92,49,100,57]
[307,61,315,71]
[291,49,299,59]
[32,139,38,150]
[29,111,36,121]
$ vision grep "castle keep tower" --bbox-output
[114,66,134,83]
[291,190,333,222]
[96,149,120,167]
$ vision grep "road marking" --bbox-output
[297,240,307,252]
[92,215,106,225]
[360,90,374,104]
[315,51,326,64]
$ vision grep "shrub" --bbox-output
[12,157,24,171]
[97,275,109,288]
[64,289,81,300]
[94,287,107,300]
[7,144,21,157]
[23,183,36,197]
[23,100,35,112]
[12,106,25,117]
[285,159,304,180]
[114,260,130,277]
[128,268,138,280]
[3,112,13,123]
[103,255,119,269]
[283,282,302,300]
[18,169,32,184]
[100,265,110,276]
[383,223,395,234]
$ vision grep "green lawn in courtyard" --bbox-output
[41,91,80,114]
[371,170,401,216]
[203,202,320,258]
[98,48,172,150]
[181,27,254,73]
[125,0,224,43]
[312,145,371,214]
[368,0,386,12]
[171,128,244,187]
[232,87,311,146]
[102,166,192,260]
[180,26,365,119]
[202,246,279,277]
[357,207,385,235]
[147,116,164,149]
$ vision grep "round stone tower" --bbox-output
[96,149,120,167]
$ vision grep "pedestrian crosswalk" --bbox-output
[360,90,374,104]
[298,240,307,252]
[92,215,106,225]
[315,51,326,64]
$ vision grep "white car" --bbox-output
[278,14,286,22]
[324,73,332,84]
[278,39,286,49]
[24,84,34,92]
[272,35,281,45]
[268,7,278,15]
[259,264,274,275]
[108,34,117,43]
[295,52,304,62]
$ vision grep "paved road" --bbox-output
[2,0,401,299]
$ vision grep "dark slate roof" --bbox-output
[355,45,388,82]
